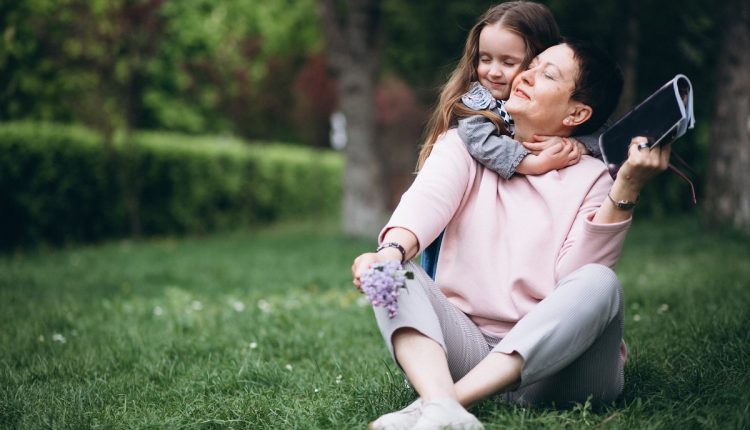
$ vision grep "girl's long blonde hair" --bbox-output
[417,1,561,169]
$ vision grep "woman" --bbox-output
[352,39,670,430]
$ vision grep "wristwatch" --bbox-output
[608,192,638,210]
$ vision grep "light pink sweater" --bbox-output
[380,130,632,339]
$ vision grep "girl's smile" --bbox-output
[476,23,527,100]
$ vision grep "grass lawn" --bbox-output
[1,218,749,429]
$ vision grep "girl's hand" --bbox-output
[516,138,580,175]
[536,137,581,167]
[522,135,579,155]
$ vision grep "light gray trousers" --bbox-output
[372,261,624,407]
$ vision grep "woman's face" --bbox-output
[476,23,527,100]
[504,43,580,131]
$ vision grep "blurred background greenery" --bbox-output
[1,0,747,248]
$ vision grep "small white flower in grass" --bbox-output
[153,306,164,316]
[285,364,293,371]
[52,333,66,343]
[232,301,245,312]
[657,304,669,314]
[314,388,320,393]
[335,374,342,384]
[633,314,641,322]
[191,301,203,311]
[258,299,272,313]
[249,341,258,349]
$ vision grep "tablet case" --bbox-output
[599,74,695,178]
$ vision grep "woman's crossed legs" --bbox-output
[369,262,624,427]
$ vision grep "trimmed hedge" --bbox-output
[0,122,342,249]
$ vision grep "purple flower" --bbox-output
[360,261,414,318]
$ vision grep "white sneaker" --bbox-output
[411,398,484,430]
[368,399,423,430]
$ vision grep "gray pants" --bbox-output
[373,262,624,407]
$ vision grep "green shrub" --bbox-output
[0,122,342,249]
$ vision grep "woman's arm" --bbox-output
[351,133,473,285]
[352,227,418,289]
[554,137,671,280]
[592,137,671,224]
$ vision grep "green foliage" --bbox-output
[0,220,748,428]
[0,122,342,249]
[0,123,124,246]
[382,1,494,100]
[0,0,324,142]
[0,0,726,217]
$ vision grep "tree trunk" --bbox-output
[316,0,387,237]
[613,0,640,121]
[704,0,750,232]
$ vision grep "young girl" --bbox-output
[420,1,602,181]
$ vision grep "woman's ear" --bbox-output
[565,103,592,127]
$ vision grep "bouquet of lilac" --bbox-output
[360,261,414,318]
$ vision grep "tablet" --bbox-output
[599,74,694,178]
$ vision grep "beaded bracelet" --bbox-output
[376,242,406,263]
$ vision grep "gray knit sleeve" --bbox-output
[457,115,529,180]
[574,123,610,159]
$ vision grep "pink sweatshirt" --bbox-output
[380,130,632,339]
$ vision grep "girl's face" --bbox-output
[476,23,527,100]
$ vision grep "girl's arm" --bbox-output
[457,115,528,179]
[527,122,609,159]
[458,115,580,178]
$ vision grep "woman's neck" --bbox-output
[513,120,569,144]
[512,124,535,144]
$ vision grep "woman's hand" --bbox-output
[615,136,671,194]
[352,227,419,290]
[351,250,403,291]
[351,253,378,290]
[593,136,671,225]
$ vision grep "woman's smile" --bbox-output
[513,85,530,100]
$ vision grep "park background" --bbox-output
[1,0,749,428]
